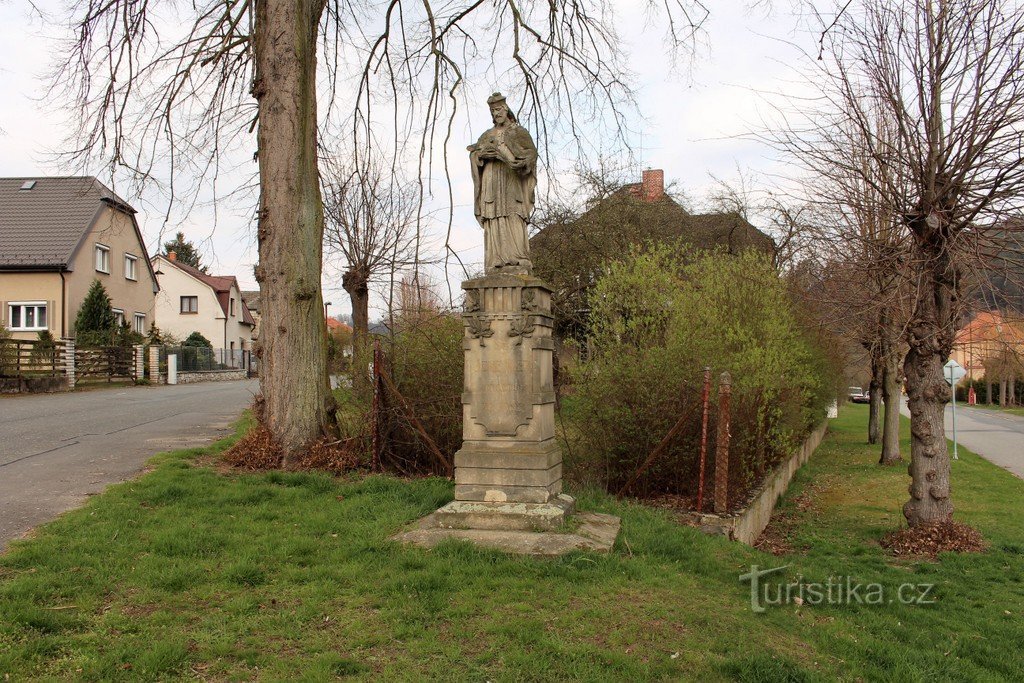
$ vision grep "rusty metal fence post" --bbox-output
[696,367,712,512]
[714,371,732,514]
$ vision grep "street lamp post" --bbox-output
[324,301,332,320]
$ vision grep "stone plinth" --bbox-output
[393,271,620,556]
[455,273,561,505]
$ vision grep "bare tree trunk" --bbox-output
[880,354,903,464]
[986,377,993,405]
[1000,377,1008,407]
[343,267,371,399]
[902,258,954,528]
[868,349,882,444]
[252,0,337,463]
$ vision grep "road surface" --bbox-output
[901,400,1024,480]
[0,380,258,552]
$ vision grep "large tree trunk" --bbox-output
[867,348,883,444]
[986,377,993,405]
[252,0,337,463]
[343,267,371,399]
[880,347,903,465]
[902,253,955,528]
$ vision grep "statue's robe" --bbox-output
[470,123,537,271]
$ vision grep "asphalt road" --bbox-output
[901,400,1024,480]
[0,379,258,552]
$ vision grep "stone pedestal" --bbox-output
[454,274,561,503]
[394,272,619,554]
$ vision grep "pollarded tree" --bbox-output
[778,0,1024,527]
[322,158,420,398]
[54,0,712,463]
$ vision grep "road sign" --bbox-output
[944,359,966,386]
[945,359,966,460]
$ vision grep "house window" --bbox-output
[134,313,146,334]
[124,254,138,281]
[95,244,110,273]
[113,308,125,328]
[230,297,236,316]
[180,296,198,314]
[8,302,47,331]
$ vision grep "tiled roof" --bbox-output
[327,318,352,332]
[160,256,256,326]
[240,289,260,313]
[0,176,133,268]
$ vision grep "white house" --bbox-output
[151,253,255,365]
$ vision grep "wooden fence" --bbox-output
[76,346,135,382]
[0,338,68,379]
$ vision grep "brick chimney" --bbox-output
[641,169,664,202]
[168,250,177,262]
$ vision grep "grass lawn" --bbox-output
[1,406,1022,680]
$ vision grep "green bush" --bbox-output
[29,330,57,368]
[74,279,116,346]
[571,246,837,506]
[183,331,213,348]
[0,324,14,376]
[382,313,464,476]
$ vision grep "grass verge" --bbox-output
[1,406,1022,680]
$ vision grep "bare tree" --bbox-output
[322,159,420,398]
[776,0,1024,527]
[53,0,711,462]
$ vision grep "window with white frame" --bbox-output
[95,243,110,273]
[113,308,125,328]
[8,302,47,331]
[134,313,146,334]
[124,253,138,281]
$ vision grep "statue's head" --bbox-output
[487,92,516,125]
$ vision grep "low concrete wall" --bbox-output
[175,369,248,384]
[0,376,71,394]
[691,420,828,545]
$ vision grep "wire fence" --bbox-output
[159,346,252,372]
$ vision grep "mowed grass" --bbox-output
[1,407,1022,680]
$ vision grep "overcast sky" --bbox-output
[0,1,828,318]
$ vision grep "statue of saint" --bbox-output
[469,92,537,274]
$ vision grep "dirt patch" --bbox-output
[880,521,987,557]
[753,480,827,556]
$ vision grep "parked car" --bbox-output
[848,386,870,404]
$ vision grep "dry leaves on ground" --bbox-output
[880,521,987,557]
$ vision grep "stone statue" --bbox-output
[469,92,537,273]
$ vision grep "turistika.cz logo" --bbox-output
[739,565,936,613]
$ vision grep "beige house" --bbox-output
[0,177,158,341]
[151,253,255,363]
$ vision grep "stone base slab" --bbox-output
[432,494,575,532]
[454,481,562,504]
[393,511,621,556]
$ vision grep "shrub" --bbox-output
[571,245,837,507]
[30,330,57,367]
[183,331,213,348]
[380,312,464,476]
[74,279,116,346]
[0,324,14,376]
